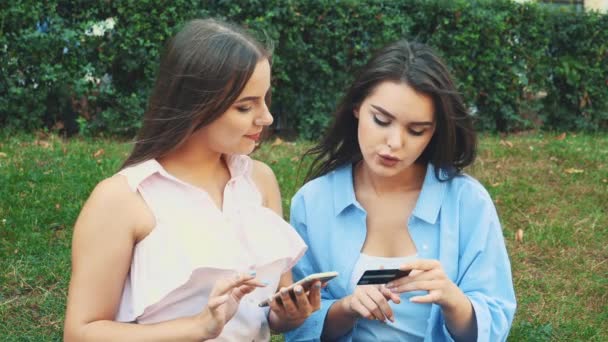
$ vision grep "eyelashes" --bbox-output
[372,113,427,136]
[236,106,253,113]
[373,114,390,126]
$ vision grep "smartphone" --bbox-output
[356,269,410,285]
[258,271,338,307]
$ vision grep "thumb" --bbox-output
[207,294,230,309]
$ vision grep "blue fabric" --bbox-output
[284,163,516,342]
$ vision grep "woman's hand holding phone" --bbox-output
[197,273,266,339]
[267,280,322,324]
[341,285,401,323]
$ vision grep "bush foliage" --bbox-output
[1,0,606,138]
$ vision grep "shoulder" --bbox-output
[444,173,501,239]
[89,175,136,206]
[250,159,280,196]
[249,159,283,214]
[445,173,494,208]
[293,167,341,202]
[251,159,278,186]
[81,175,155,239]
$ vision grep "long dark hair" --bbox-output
[121,18,271,169]
[304,40,476,182]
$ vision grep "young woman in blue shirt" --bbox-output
[285,40,516,341]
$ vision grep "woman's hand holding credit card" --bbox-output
[338,268,412,323]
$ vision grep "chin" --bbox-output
[368,160,410,177]
[234,142,257,155]
[371,166,401,177]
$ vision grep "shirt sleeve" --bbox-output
[438,185,516,342]
[284,192,339,342]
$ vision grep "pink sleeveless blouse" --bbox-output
[114,155,306,341]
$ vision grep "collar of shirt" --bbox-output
[331,163,446,224]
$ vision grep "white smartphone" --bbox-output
[258,271,338,307]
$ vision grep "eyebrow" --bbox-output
[234,96,261,104]
[371,104,434,126]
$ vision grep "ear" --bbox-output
[353,108,360,119]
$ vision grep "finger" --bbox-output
[369,288,395,322]
[279,287,299,317]
[410,291,441,303]
[231,284,258,301]
[210,273,255,297]
[268,294,285,315]
[387,269,441,289]
[308,281,322,310]
[399,259,441,272]
[386,275,413,290]
[350,299,373,320]
[380,285,401,304]
[207,294,230,309]
[359,290,388,321]
[293,285,312,315]
[242,278,268,288]
[392,280,439,294]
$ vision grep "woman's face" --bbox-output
[355,81,436,178]
[196,58,273,155]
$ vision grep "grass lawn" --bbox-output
[0,131,606,341]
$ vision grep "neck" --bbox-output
[355,162,427,196]
[157,137,225,182]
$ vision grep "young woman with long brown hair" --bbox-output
[64,18,320,341]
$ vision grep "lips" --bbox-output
[379,154,399,162]
[245,132,262,141]
[378,153,400,167]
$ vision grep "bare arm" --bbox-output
[251,160,321,332]
[63,176,219,341]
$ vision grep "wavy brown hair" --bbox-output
[304,40,477,182]
[121,18,271,169]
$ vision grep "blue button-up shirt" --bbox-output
[285,163,516,342]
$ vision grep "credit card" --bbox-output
[356,269,411,285]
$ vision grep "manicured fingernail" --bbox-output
[249,270,256,277]
[262,281,269,286]
[314,282,321,289]
[386,282,394,288]
[268,296,274,303]
[294,286,303,294]
[281,289,288,295]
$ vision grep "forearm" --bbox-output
[442,291,477,342]
[65,316,212,342]
[321,298,358,341]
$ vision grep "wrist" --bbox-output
[195,309,221,341]
[268,310,305,332]
[340,295,358,319]
[440,285,469,316]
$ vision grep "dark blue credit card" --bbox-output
[357,269,411,285]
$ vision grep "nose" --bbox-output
[254,103,273,126]
[386,127,404,149]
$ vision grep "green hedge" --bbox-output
[1,0,606,138]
